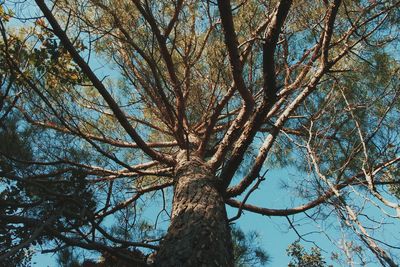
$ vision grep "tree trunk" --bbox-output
[154,152,233,267]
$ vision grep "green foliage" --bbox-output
[0,119,96,266]
[382,165,400,199]
[0,117,35,267]
[0,248,33,267]
[287,241,331,267]
[232,226,270,267]
[0,116,32,172]
[57,248,81,267]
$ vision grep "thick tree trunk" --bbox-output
[154,152,233,267]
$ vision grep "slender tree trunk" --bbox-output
[154,151,233,267]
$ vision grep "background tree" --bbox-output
[1,0,400,266]
[231,226,270,267]
[287,241,332,267]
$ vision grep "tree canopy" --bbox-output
[1,0,400,266]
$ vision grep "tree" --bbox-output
[287,241,332,267]
[1,0,400,266]
[231,226,270,267]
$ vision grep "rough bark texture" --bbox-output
[154,152,233,267]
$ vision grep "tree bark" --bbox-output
[154,151,233,267]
